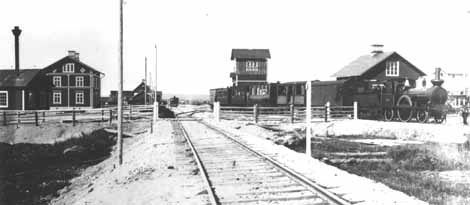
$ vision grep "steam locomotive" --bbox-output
[210,76,448,123]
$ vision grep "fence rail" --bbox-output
[212,101,358,123]
[0,105,155,127]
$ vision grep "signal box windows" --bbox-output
[246,61,259,72]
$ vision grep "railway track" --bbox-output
[171,117,351,205]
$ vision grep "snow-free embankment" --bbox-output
[51,120,209,205]
[0,123,105,144]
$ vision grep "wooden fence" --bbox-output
[0,105,154,127]
[212,102,358,123]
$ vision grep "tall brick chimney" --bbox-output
[12,26,22,74]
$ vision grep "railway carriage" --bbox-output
[276,82,306,106]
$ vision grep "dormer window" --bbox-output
[246,61,259,72]
[63,63,75,73]
[386,61,399,77]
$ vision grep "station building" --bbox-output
[0,26,104,110]
[44,51,103,110]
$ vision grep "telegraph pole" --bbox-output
[117,0,124,165]
[153,45,159,122]
[144,57,147,105]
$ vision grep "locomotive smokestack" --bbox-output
[435,67,441,80]
[12,26,22,74]
[431,67,444,86]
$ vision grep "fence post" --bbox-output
[253,104,259,123]
[290,104,294,123]
[109,109,113,125]
[324,101,330,122]
[129,105,133,121]
[101,109,105,122]
[72,108,76,126]
[150,118,153,133]
[3,111,6,126]
[42,112,46,123]
[353,101,358,120]
[306,80,312,156]
[213,102,220,122]
[17,112,20,128]
[35,112,39,126]
[213,102,216,120]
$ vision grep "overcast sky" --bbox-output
[1,0,470,96]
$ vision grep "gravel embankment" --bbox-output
[51,120,209,204]
[204,118,428,205]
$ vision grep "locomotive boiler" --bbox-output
[389,78,448,123]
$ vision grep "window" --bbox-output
[53,76,61,87]
[252,85,268,96]
[94,77,99,88]
[76,76,84,87]
[296,84,305,95]
[76,92,84,104]
[62,63,75,73]
[53,92,61,104]
[246,61,259,72]
[386,61,399,76]
[278,86,287,95]
[0,91,8,108]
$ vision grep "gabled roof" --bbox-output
[132,82,153,94]
[331,51,427,78]
[43,55,102,74]
[332,52,395,78]
[0,69,41,87]
[231,49,271,60]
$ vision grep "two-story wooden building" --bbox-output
[44,51,103,109]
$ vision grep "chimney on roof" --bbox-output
[371,44,384,56]
[68,50,79,61]
[12,26,22,74]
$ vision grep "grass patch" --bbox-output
[286,136,470,204]
[0,129,115,205]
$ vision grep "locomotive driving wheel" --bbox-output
[416,110,429,123]
[383,108,394,121]
[397,95,413,122]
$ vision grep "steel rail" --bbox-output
[198,120,352,205]
[173,117,219,205]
